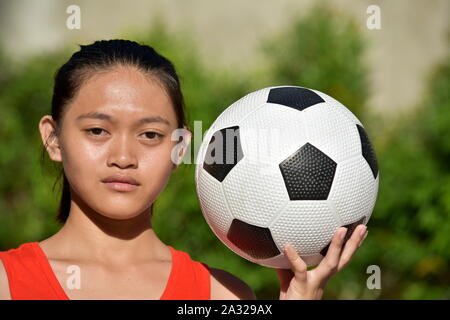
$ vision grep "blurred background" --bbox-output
[0,0,449,299]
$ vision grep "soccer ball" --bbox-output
[195,86,379,268]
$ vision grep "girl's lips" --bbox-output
[103,181,139,192]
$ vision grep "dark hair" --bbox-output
[42,39,188,224]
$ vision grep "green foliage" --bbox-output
[370,56,450,299]
[0,51,65,247]
[0,3,448,300]
[261,3,369,119]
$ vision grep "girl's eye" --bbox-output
[86,128,107,136]
[143,132,164,140]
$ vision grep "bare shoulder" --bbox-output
[209,267,256,300]
[0,258,11,300]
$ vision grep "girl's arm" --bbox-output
[210,267,257,300]
[0,259,11,300]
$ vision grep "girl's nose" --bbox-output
[106,136,138,169]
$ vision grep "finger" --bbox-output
[337,225,368,271]
[315,227,347,278]
[284,244,307,283]
[359,230,369,247]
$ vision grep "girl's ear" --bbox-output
[39,115,63,162]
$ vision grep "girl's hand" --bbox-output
[276,224,368,300]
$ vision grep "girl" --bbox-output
[0,39,368,300]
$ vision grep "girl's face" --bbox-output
[41,66,186,220]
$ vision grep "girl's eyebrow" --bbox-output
[76,112,171,126]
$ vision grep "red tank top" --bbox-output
[0,242,210,300]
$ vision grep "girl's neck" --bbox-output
[40,201,168,266]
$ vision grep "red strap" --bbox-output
[0,242,65,300]
[160,246,211,300]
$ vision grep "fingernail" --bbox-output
[287,245,299,260]
[285,244,293,257]
[340,227,348,240]
[360,225,368,237]
[359,231,369,247]
[363,230,369,240]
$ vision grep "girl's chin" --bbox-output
[98,212,145,221]
[94,205,148,221]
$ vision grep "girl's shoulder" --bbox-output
[209,267,256,300]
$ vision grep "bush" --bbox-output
[371,54,450,299]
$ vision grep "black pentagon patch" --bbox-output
[203,126,243,182]
[356,124,378,178]
[279,143,337,200]
[320,216,366,257]
[267,87,325,111]
[227,219,280,260]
